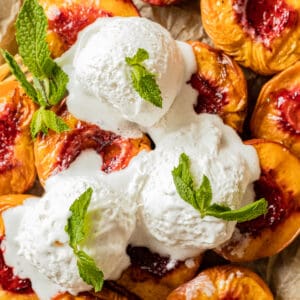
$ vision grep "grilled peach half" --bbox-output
[0,81,36,195]
[167,265,273,300]
[39,0,139,57]
[201,0,300,75]
[34,102,151,185]
[188,41,247,133]
[218,140,300,262]
[251,61,300,158]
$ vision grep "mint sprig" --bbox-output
[172,153,268,222]
[0,0,69,139]
[65,187,104,292]
[125,48,163,108]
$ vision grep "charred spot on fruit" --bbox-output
[233,0,297,48]
[188,73,228,114]
[126,245,179,278]
[237,169,295,236]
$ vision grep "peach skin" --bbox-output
[167,265,274,300]
[217,140,300,262]
[188,41,247,133]
[201,0,300,75]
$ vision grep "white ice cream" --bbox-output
[59,17,184,134]
[131,115,260,260]
[3,174,137,297]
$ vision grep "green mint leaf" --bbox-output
[48,64,69,105]
[195,175,212,213]
[14,0,68,108]
[76,250,104,293]
[41,109,69,134]
[125,48,149,65]
[172,175,197,209]
[172,153,268,223]
[30,108,69,139]
[125,48,163,108]
[172,153,193,187]
[30,108,47,139]
[16,0,50,78]
[65,187,93,249]
[65,188,104,292]
[32,77,48,106]
[206,198,268,222]
[0,49,38,104]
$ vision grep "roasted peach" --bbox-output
[116,246,202,300]
[34,102,151,185]
[167,265,274,300]
[188,41,247,133]
[251,61,300,157]
[40,0,139,57]
[0,81,36,195]
[218,140,300,262]
[201,0,300,75]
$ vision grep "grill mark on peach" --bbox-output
[189,73,228,114]
[233,0,297,48]
[237,169,295,237]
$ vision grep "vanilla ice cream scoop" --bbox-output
[131,114,260,260]
[60,17,184,129]
[3,174,137,296]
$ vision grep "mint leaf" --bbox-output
[206,199,268,222]
[0,49,38,104]
[172,175,196,208]
[195,175,212,213]
[30,108,69,139]
[16,0,50,78]
[48,64,69,105]
[172,153,193,187]
[76,250,104,293]
[65,187,93,249]
[65,188,104,292]
[126,48,149,65]
[30,108,47,138]
[32,77,48,106]
[172,152,268,223]
[125,48,163,108]
[172,153,196,208]
[42,110,69,133]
